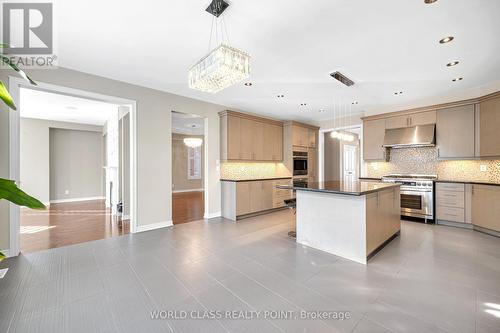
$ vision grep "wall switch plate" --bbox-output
[480,165,488,172]
[0,268,8,279]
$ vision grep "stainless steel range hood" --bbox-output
[383,124,436,148]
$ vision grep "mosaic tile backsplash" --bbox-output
[220,162,291,180]
[365,147,500,184]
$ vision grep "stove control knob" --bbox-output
[417,182,422,186]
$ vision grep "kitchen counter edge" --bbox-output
[276,183,401,196]
[436,180,500,187]
[220,177,292,182]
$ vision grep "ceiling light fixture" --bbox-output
[424,0,437,4]
[352,101,358,105]
[394,91,403,95]
[446,61,459,67]
[319,109,325,113]
[183,138,203,148]
[244,82,253,86]
[439,36,454,44]
[188,0,250,93]
[66,106,78,110]
[452,77,463,82]
[277,94,284,98]
[300,103,307,106]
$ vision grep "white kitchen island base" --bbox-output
[296,186,400,264]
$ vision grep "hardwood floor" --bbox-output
[21,199,129,253]
[172,191,204,225]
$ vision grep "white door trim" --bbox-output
[8,76,139,257]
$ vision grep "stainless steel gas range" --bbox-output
[381,174,436,222]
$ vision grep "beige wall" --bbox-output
[20,118,103,204]
[1,67,226,251]
[49,128,104,201]
[172,133,204,192]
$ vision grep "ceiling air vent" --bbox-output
[330,71,355,87]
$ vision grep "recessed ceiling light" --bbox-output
[244,82,253,86]
[394,91,403,95]
[352,101,359,105]
[300,103,307,106]
[452,77,463,82]
[424,0,437,4]
[439,36,454,44]
[277,94,285,98]
[446,61,459,67]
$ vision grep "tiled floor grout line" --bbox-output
[149,252,232,333]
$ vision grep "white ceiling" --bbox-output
[172,111,205,135]
[20,88,119,126]
[55,0,500,122]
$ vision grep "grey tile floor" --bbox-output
[1,209,500,333]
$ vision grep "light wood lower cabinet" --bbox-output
[366,188,401,255]
[222,179,292,220]
[471,184,500,233]
[436,182,467,225]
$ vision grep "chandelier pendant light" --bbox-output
[189,0,251,93]
[183,138,203,148]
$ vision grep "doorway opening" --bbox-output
[8,78,137,256]
[171,111,206,225]
[320,126,361,182]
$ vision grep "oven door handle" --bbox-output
[400,189,432,193]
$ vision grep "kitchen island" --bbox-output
[278,181,401,264]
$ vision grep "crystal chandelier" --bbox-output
[189,0,251,93]
[183,138,203,148]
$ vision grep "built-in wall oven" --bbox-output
[293,151,308,176]
[382,174,436,222]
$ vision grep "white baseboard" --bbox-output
[204,211,222,219]
[172,188,204,193]
[0,249,14,258]
[136,220,173,233]
[50,196,106,204]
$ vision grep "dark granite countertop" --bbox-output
[436,180,500,187]
[221,177,292,182]
[276,181,400,196]
[359,177,382,181]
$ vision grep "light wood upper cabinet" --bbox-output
[436,105,475,159]
[251,121,264,160]
[363,119,386,161]
[239,118,254,160]
[263,124,283,161]
[472,184,500,232]
[308,129,317,148]
[292,125,309,147]
[477,96,500,157]
[385,111,436,129]
[411,111,436,126]
[385,115,408,129]
[219,111,284,162]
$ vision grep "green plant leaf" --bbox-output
[0,81,16,110]
[0,251,5,262]
[0,178,45,209]
[0,55,37,86]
